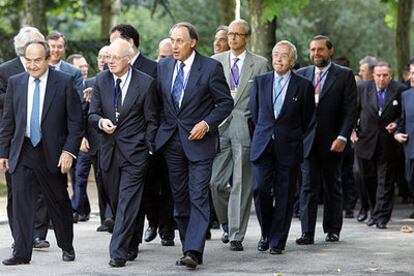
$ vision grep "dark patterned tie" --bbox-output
[171,62,185,112]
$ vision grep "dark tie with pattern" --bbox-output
[115,78,122,120]
[171,62,185,112]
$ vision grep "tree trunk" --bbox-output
[101,0,121,39]
[219,0,236,25]
[248,0,276,60]
[26,0,47,35]
[396,0,412,80]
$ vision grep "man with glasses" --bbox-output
[210,19,269,251]
[89,39,158,267]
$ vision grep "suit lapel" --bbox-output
[234,51,254,106]
[179,52,202,113]
[277,72,298,119]
[118,69,140,122]
[382,81,397,112]
[41,69,58,122]
[265,72,274,116]
[164,58,176,113]
[319,64,336,101]
[17,74,29,128]
[367,81,380,116]
[222,52,231,85]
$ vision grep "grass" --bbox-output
[0,182,6,196]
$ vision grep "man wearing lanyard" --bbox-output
[250,40,314,254]
[210,19,269,251]
[89,39,158,267]
[353,62,407,229]
[295,35,356,245]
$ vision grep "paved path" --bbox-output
[0,183,414,275]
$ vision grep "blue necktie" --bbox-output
[171,62,185,112]
[30,79,41,146]
[273,76,284,118]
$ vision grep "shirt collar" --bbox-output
[178,50,196,69]
[19,56,27,72]
[376,86,388,93]
[51,60,62,71]
[112,66,131,84]
[230,50,246,64]
[274,69,291,80]
[29,68,49,83]
[315,62,332,74]
[130,51,140,66]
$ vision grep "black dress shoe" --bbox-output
[161,239,175,246]
[205,229,211,240]
[109,258,126,267]
[269,248,282,255]
[257,237,269,252]
[409,212,414,219]
[366,217,376,226]
[344,210,354,219]
[357,210,368,222]
[295,233,314,245]
[73,213,79,223]
[78,213,90,222]
[96,224,110,232]
[211,220,220,229]
[2,256,30,265]
[376,221,387,229]
[62,249,75,262]
[144,226,157,242]
[221,231,229,243]
[127,248,138,261]
[33,238,50,249]
[325,233,339,242]
[103,218,114,233]
[181,252,200,269]
[230,240,244,251]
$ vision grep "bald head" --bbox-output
[108,39,133,77]
[157,38,173,61]
[97,45,110,71]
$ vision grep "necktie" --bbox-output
[273,76,284,118]
[171,62,185,112]
[314,71,323,106]
[115,78,122,121]
[230,57,240,90]
[30,79,41,146]
[377,89,385,111]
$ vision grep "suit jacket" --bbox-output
[211,50,269,146]
[132,54,157,79]
[355,80,407,160]
[297,63,357,159]
[0,57,25,119]
[0,68,84,174]
[59,60,84,98]
[397,88,414,159]
[155,52,234,161]
[250,71,315,166]
[82,77,100,155]
[88,68,158,172]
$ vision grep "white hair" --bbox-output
[14,26,44,56]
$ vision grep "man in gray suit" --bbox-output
[210,19,270,251]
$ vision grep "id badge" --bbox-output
[314,94,319,105]
[230,89,237,98]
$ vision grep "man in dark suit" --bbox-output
[89,39,158,267]
[250,40,314,254]
[156,22,233,269]
[0,26,48,248]
[354,62,406,229]
[395,61,414,218]
[0,40,83,265]
[296,35,356,244]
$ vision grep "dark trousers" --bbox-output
[355,151,370,213]
[102,146,148,261]
[300,150,343,235]
[12,139,73,260]
[405,158,414,208]
[71,151,91,216]
[162,132,211,255]
[341,144,358,212]
[130,154,174,249]
[5,172,13,238]
[358,156,397,224]
[252,140,298,250]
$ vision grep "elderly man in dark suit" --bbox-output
[354,62,407,229]
[89,39,158,267]
[296,35,357,245]
[0,40,83,265]
[250,40,314,254]
[156,22,233,269]
[0,26,47,247]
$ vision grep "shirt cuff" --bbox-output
[63,150,76,160]
[337,135,347,143]
[98,118,104,130]
[202,120,210,132]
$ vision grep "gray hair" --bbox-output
[229,19,251,36]
[359,55,378,71]
[110,38,134,57]
[273,40,298,64]
[14,27,44,56]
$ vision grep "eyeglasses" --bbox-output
[273,52,290,61]
[26,58,46,66]
[227,32,248,38]
[106,55,128,62]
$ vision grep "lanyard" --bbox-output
[313,69,329,89]
[113,68,131,111]
[273,74,291,106]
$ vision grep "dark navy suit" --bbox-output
[250,71,314,250]
[89,67,158,262]
[0,68,83,261]
[155,52,233,258]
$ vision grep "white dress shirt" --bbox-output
[171,50,196,107]
[113,67,132,104]
[26,70,49,138]
[230,50,247,80]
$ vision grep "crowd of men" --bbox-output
[0,19,413,270]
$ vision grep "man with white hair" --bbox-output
[89,39,158,267]
[0,26,44,243]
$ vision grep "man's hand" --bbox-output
[394,133,408,144]
[0,158,9,173]
[385,122,397,133]
[330,139,346,152]
[188,121,209,141]
[80,137,90,153]
[100,118,117,134]
[58,152,73,174]
[83,87,93,102]
[350,129,359,143]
